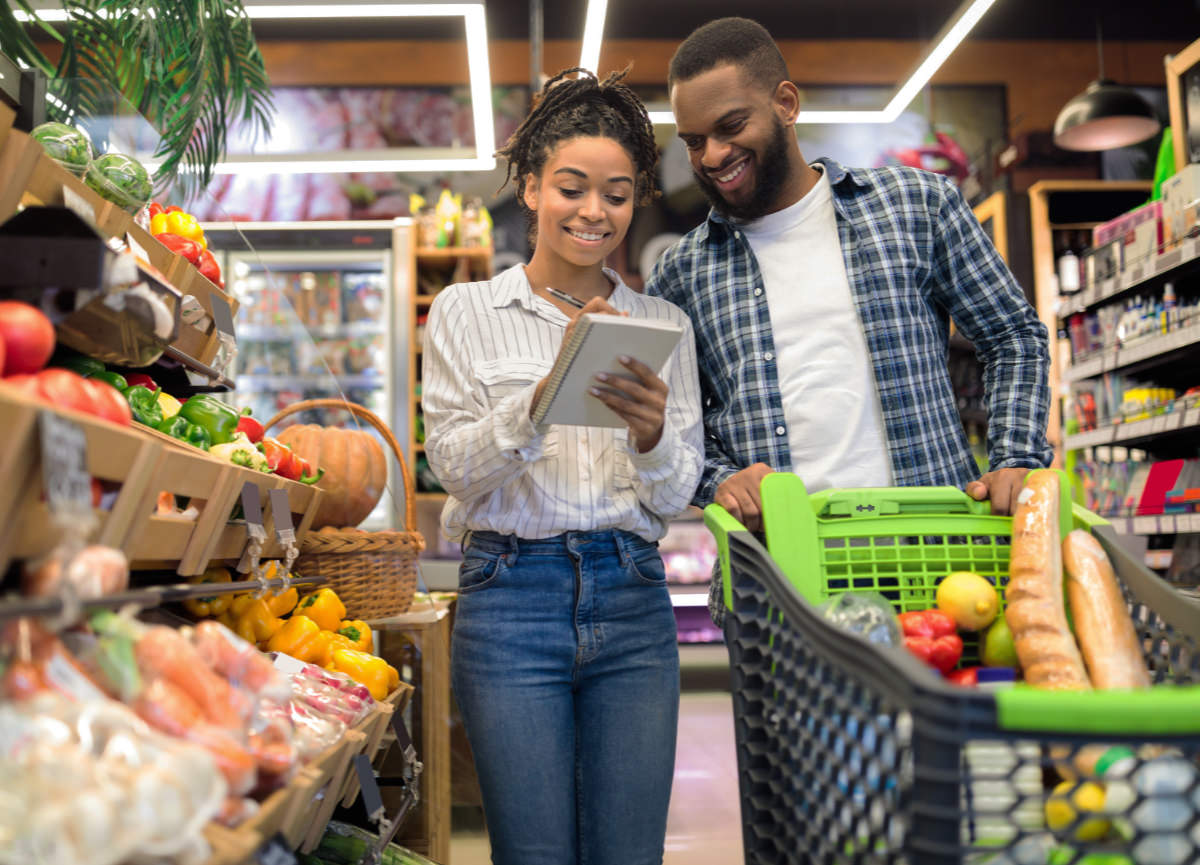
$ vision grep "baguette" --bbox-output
[1062,529,1150,689]
[1004,471,1092,690]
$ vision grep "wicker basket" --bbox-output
[265,399,424,620]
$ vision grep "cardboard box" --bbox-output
[1162,163,1200,249]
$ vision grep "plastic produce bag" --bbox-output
[818,590,903,648]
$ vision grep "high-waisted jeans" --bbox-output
[451,528,681,865]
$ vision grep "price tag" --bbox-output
[354,754,385,822]
[39,411,91,516]
[254,834,297,865]
[61,185,95,225]
[1166,411,1184,431]
[268,488,295,547]
[210,293,237,340]
[1186,408,1200,428]
[1189,514,1200,534]
[1152,415,1168,434]
[1161,515,1178,534]
[1133,516,1159,535]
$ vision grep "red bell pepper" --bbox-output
[123,372,158,390]
[148,201,165,218]
[259,437,301,480]
[236,410,264,444]
[197,248,222,284]
[898,609,963,674]
[155,232,203,265]
[946,666,979,686]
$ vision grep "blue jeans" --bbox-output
[451,529,681,865]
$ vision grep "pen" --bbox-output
[544,286,587,309]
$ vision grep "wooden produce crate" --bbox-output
[201,823,262,865]
[283,731,364,850]
[233,779,299,846]
[0,102,16,152]
[0,388,162,576]
[336,681,414,809]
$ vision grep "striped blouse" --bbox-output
[421,263,704,544]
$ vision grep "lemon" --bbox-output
[935,571,999,631]
[1045,781,1111,842]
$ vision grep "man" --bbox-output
[645,17,1052,623]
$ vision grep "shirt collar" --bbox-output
[701,156,868,240]
[489,263,633,311]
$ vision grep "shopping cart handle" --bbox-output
[702,503,749,608]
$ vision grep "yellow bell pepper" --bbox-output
[165,210,205,244]
[259,562,299,616]
[183,567,233,618]
[386,663,399,691]
[266,615,325,663]
[315,630,355,668]
[157,390,182,419]
[149,212,169,236]
[330,648,390,701]
[297,588,346,632]
[230,595,285,645]
[336,619,372,653]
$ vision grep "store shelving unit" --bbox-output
[406,240,493,555]
[1028,180,1154,461]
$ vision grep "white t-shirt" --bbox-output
[739,167,893,491]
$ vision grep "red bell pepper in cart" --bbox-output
[897,609,963,674]
[236,409,264,444]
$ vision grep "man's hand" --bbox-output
[714,463,775,533]
[966,467,1030,515]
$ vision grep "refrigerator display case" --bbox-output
[203,220,412,531]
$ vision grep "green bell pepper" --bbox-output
[59,354,106,378]
[155,414,214,451]
[93,370,128,391]
[177,394,240,445]
[123,384,164,427]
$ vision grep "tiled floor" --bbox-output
[448,690,743,865]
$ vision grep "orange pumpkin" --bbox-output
[275,424,387,529]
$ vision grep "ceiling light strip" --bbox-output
[651,0,996,126]
[579,0,608,74]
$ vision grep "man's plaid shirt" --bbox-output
[645,158,1052,623]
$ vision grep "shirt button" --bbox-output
[775,425,786,436]
[734,230,742,239]
[763,351,774,361]
[754,287,763,297]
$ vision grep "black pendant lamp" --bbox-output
[1053,24,1161,152]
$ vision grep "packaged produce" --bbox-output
[897,609,963,674]
[287,700,347,761]
[818,590,902,647]
[189,619,292,704]
[286,663,374,726]
[21,544,129,599]
[30,120,94,174]
[83,152,153,213]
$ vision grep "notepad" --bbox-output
[531,313,684,428]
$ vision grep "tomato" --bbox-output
[0,301,55,375]
[33,369,96,415]
[82,378,132,426]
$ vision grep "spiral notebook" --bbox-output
[532,313,684,428]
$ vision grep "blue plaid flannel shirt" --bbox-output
[645,158,1052,624]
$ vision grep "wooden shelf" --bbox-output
[415,246,492,261]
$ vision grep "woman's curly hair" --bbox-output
[497,66,660,210]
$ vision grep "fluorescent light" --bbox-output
[579,0,608,74]
[19,1,496,174]
[654,0,997,126]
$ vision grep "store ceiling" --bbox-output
[247,1,1199,43]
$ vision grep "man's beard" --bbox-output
[694,117,794,222]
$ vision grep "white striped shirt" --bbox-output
[422,264,704,543]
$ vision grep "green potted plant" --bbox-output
[0,0,273,196]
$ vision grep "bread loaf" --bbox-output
[1004,471,1092,690]
[1062,529,1150,689]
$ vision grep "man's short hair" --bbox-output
[668,17,790,93]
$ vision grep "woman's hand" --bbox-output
[590,355,668,453]
[531,296,625,418]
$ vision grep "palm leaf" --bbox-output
[0,0,273,197]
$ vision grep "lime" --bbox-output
[935,571,999,631]
[982,616,1019,667]
[1045,781,1111,842]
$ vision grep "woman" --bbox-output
[421,67,703,865]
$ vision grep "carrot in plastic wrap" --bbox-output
[134,625,250,728]
[133,678,256,794]
[191,620,291,703]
